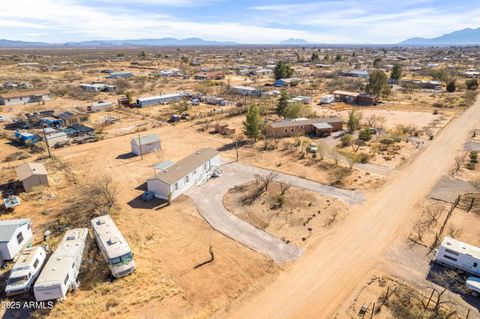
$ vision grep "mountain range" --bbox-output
[399,27,480,45]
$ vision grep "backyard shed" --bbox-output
[16,162,49,192]
[131,134,161,156]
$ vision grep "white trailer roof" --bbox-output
[441,237,480,259]
[91,215,131,259]
[0,219,30,242]
[467,277,480,291]
[35,228,88,285]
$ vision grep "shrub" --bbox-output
[340,134,353,147]
[358,129,373,141]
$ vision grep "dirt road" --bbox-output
[223,99,480,319]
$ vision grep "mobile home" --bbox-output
[147,148,221,201]
[5,246,46,296]
[34,228,88,301]
[435,237,480,276]
[91,215,135,278]
[0,219,33,262]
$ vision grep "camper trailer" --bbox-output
[34,228,88,301]
[91,215,135,278]
[434,237,480,276]
[5,246,46,296]
[0,219,33,262]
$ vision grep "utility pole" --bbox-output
[42,126,52,159]
[138,134,143,160]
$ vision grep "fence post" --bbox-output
[370,302,375,319]
[468,197,474,212]
[466,308,470,319]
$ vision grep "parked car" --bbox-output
[0,115,6,122]
[308,143,318,153]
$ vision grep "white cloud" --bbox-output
[2,0,480,43]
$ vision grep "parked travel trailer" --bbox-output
[434,237,480,276]
[0,219,33,262]
[34,228,88,301]
[5,246,46,296]
[91,215,135,278]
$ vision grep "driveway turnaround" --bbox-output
[186,162,364,264]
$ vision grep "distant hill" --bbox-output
[400,27,480,45]
[64,37,236,47]
[279,38,310,45]
[0,37,236,48]
[0,39,55,48]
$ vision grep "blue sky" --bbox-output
[1,0,480,43]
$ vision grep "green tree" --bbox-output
[243,104,263,141]
[390,63,402,82]
[466,79,478,90]
[125,91,134,105]
[432,68,451,86]
[311,52,320,62]
[366,70,391,98]
[282,103,304,119]
[274,61,294,80]
[276,90,289,115]
[347,109,362,133]
[446,80,456,93]
[373,57,382,68]
[335,54,342,62]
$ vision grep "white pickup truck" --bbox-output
[5,246,46,296]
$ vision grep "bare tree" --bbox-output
[447,224,463,238]
[279,183,291,196]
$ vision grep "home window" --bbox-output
[174,183,179,190]
[474,262,478,268]
[64,274,69,285]
[193,169,197,175]
[33,259,39,269]
[16,232,24,245]
[185,175,190,183]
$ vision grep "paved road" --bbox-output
[222,97,480,319]
[186,162,364,264]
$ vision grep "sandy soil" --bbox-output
[220,96,480,319]
[223,181,349,247]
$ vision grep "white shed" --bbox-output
[0,219,33,262]
[147,148,220,201]
[130,134,161,156]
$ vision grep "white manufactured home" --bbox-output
[0,219,33,262]
[130,134,161,156]
[34,228,88,301]
[147,148,221,201]
[435,237,480,276]
[320,94,335,104]
[5,246,46,296]
[230,85,262,97]
[91,215,135,278]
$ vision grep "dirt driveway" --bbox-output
[186,162,364,264]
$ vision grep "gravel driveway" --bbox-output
[186,161,364,264]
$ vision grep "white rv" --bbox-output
[91,215,135,278]
[0,219,33,262]
[34,228,88,301]
[5,246,46,296]
[435,237,480,276]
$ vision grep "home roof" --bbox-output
[0,219,30,242]
[152,148,219,185]
[333,90,360,97]
[16,163,48,181]
[131,134,160,145]
[268,117,342,129]
[313,123,333,130]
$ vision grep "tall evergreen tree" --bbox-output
[243,104,263,141]
[276,90,289,115]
